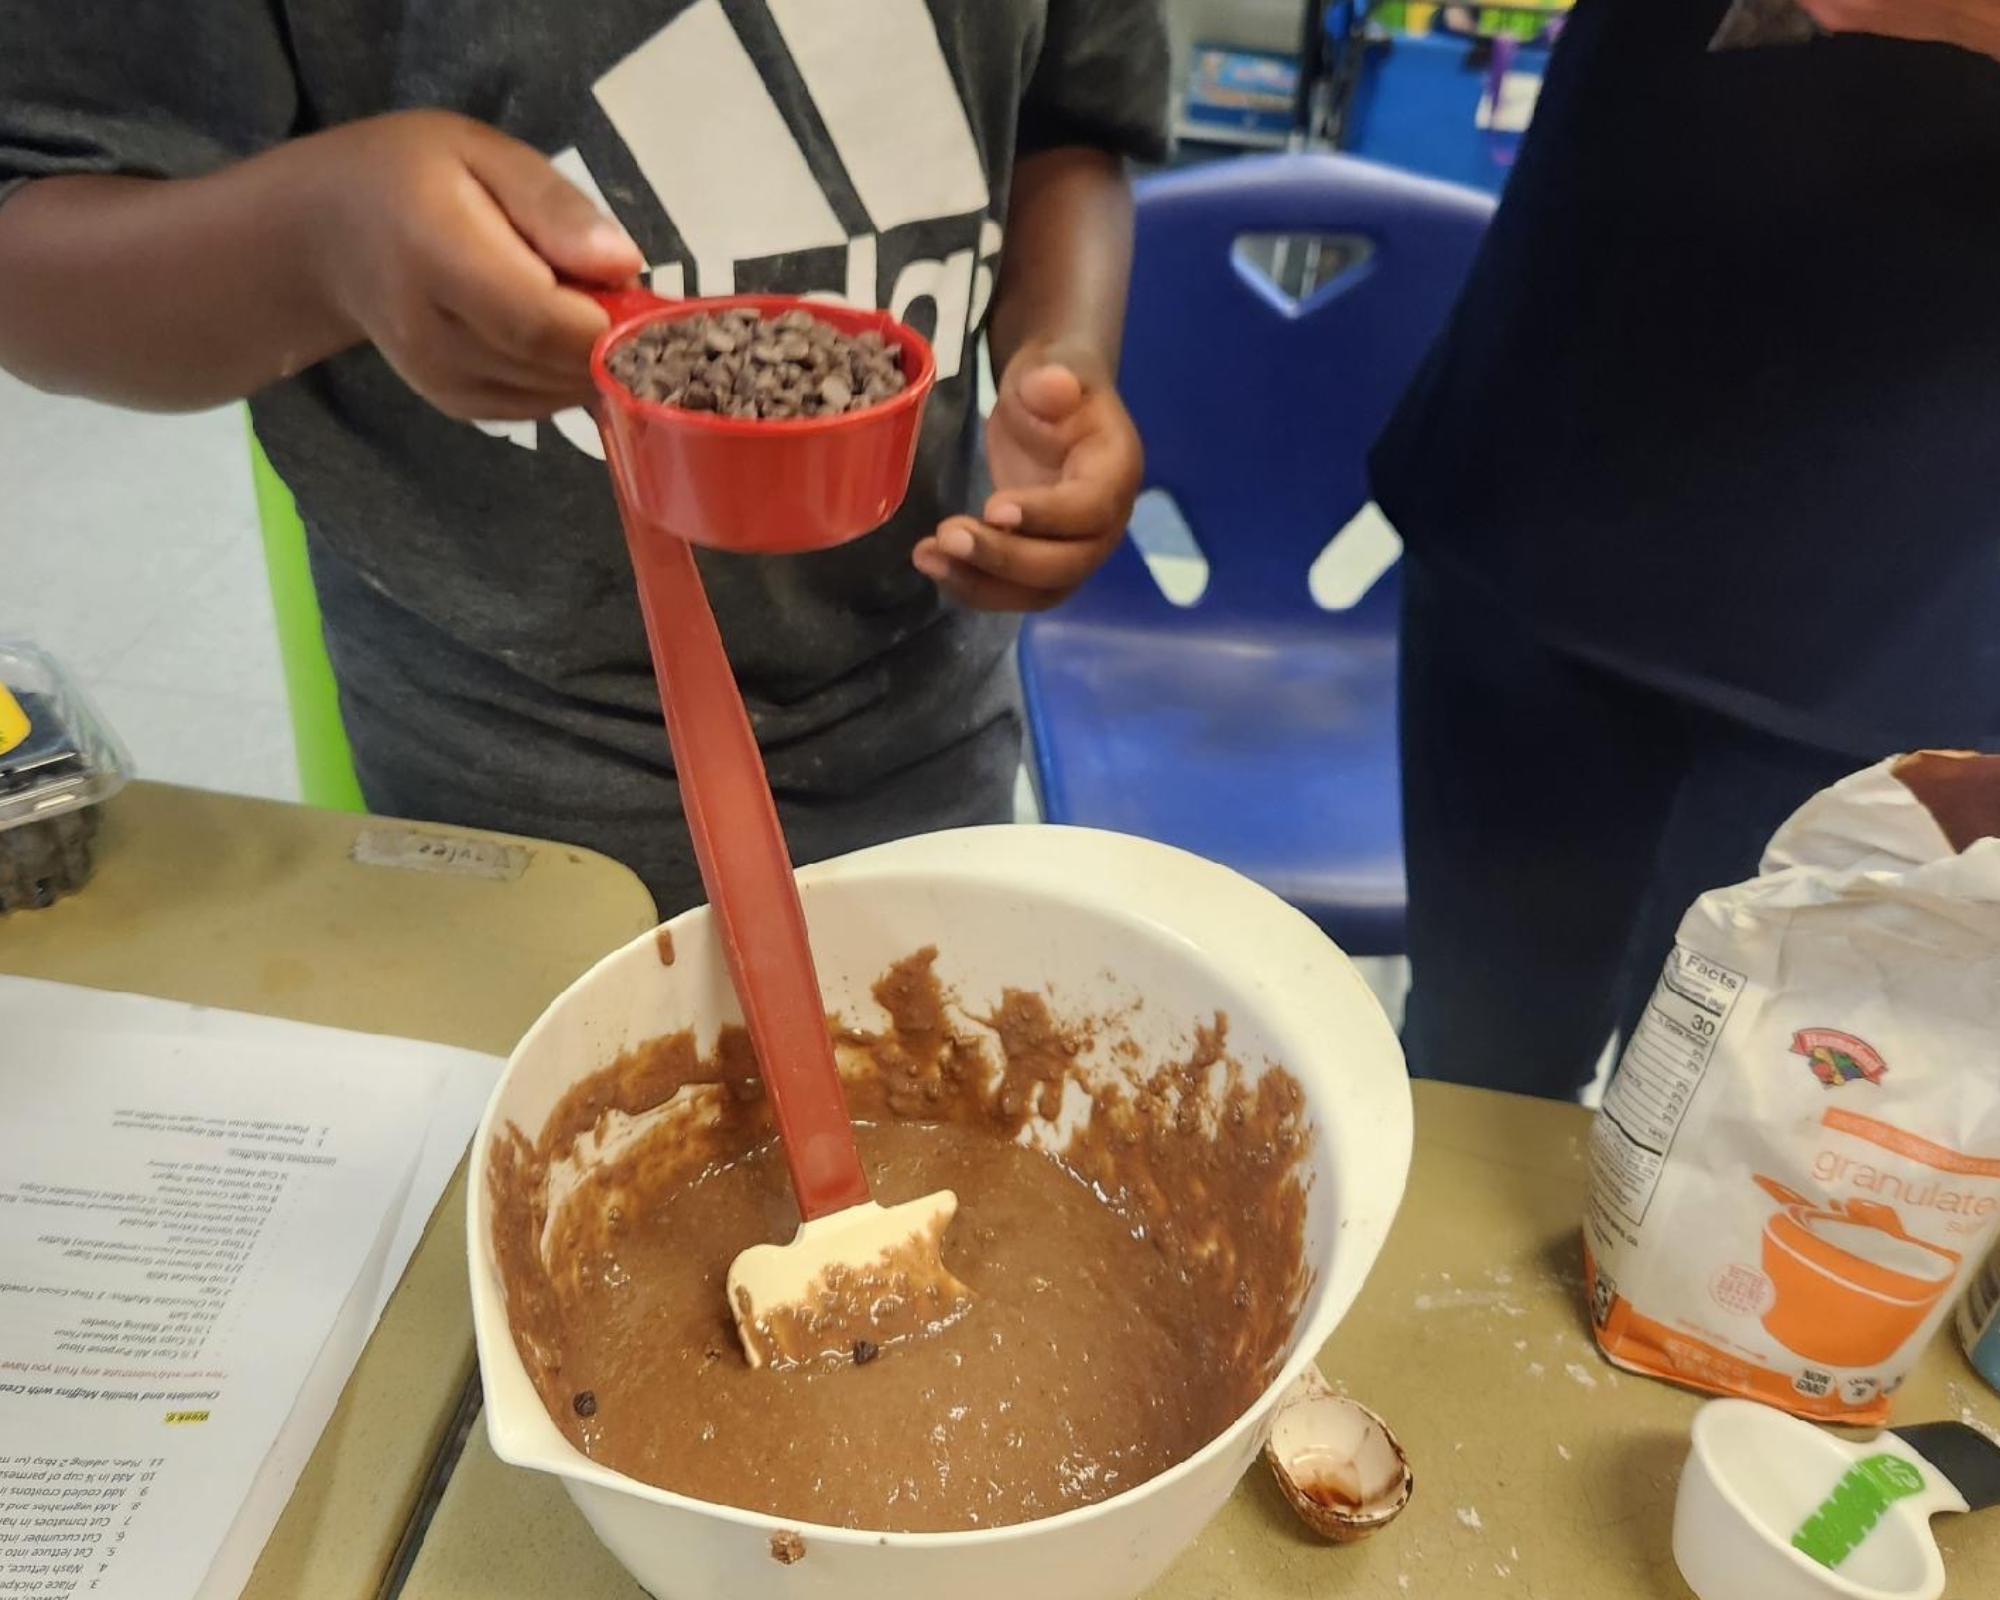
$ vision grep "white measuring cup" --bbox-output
[1674,1399,2000,1600]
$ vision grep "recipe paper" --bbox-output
[0,982,502,1600]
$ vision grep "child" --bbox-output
[0,1,1165,913]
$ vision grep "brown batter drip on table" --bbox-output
[488,948,1312,1533]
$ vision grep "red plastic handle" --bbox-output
[598,421,871,1225]
[572,281,675,326]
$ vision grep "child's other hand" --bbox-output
[913,343,1142,612]
[310,111,643,420]
[1796,0,2000,60]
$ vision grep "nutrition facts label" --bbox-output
[1593,945,1747,1234]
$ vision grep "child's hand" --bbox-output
[310,111,643,420]
[1797,0,2000,59]
[914,343,1143,612]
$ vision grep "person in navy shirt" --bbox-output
[1372,0,2000,1098]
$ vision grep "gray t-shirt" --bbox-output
[1,0,1168,913]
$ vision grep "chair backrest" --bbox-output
[246,417,365,812]
[1079,152,1493,629]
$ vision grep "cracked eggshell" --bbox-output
[1264,1367,1413,1542]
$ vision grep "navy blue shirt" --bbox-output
[1371,0,2000,757]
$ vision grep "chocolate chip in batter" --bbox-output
[852,1339,880,1366]
[607,308,906,421]
[572,1389,598,1418]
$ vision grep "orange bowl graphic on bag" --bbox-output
[1752,1175,1960,1370]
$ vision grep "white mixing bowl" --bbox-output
[468,825,1412,1600]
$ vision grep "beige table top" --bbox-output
[402,1082,2000,1600]
[0,782,657,1600]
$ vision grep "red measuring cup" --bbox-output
[575,287,964,1363]
[584,287,937,553]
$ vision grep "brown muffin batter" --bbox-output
[489,950,1312,1533]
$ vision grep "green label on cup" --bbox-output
[1792,1453,1928,1569]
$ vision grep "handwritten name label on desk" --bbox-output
[349,828,529,883]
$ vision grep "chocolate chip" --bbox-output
[852,1340,879,1366]
[607,310,907,420]
[572,1390,598,1417]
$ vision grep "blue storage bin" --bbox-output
[1338,29,1549,194]
[1182,45,1301,147]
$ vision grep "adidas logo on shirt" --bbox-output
[480,0,1001,458]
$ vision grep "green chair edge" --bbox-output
[246,414,365,812]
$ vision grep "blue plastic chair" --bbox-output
[1017,153,1493,955]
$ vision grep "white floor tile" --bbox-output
[87,679,298,803]
[101,535,286,695]
[2,500,230,681]
[1,370,295,800]
[1351,956,1411,1033]
[1011,764,1040,824]
[1580,1035,1618,1108]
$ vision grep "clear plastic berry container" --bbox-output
[0,638,132,912]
